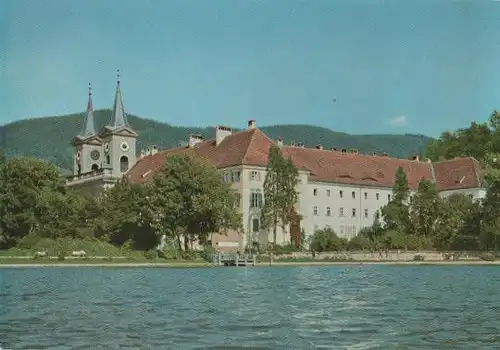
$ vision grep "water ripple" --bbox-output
[1,266,500,349]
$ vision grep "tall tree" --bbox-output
[0,157,65,248]
[150,154,241,250]
[381,167,411,233]
[96,181,157,249]
[478,152,500,249]
[409,178,440,238]
[261,145,299,249]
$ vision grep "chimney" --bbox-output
[349,149,359,154]
[316,144,323,150]
[381,152,388,157]
[372,152,377,156]
[277,137,283,146]
[145,147,151,156]
[215,125,232,146]
[248,119,256,129]
[140,149,146,158]
[297,142,305,148]
[151,145,158,155]
[341,148,347,153]
[189,133,204,148]
[330,147,337,151]
[411,154,420,161]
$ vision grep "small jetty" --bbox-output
[210,253,256,267]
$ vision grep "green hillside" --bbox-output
[0,109,433,170]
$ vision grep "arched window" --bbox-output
[120,155,129,172]
[91,164,99,172]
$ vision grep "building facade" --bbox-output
[67,78,486,250]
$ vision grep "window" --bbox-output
[250,171,260,181]
[250,191,263,208]
[232,171,241,182]
[252,218,260,232]
[339,190,344,198]
[388,194,391,201]
[223,173,230,183]
[106,155,110,164]
[313,206,318,215]
[352,208,356,217]
[364,209,368,218]
[326,206,331,216]
[352,191,356,199]
[119,155,129,173]
[376,193,380,200]
[364,192,368,200]
[339,207,344,217]
[326,189,331,197]
[234,193,241,208]
[313,188,318,196]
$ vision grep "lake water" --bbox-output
[1,265,500,349]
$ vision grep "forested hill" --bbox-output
[0,109,433,170]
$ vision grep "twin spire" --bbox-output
[76,70,129,140]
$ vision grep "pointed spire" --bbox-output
[77,82,96,138]
[108,69,129,129]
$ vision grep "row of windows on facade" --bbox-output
[223,170,263,183]
[313,206,379,219]
[313,188,391,201]
[315,224,358,239]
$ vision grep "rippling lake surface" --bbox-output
[1,265,500,349]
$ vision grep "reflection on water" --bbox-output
[1,266,500,349]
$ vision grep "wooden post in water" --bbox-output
[244,255,248,266]
[252,254,256,266]
[236,252,239,267]
[217,252,221,266]
[269,252,273,266]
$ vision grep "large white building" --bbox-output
[67,76,486,250]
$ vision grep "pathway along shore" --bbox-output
[1,260,500,268]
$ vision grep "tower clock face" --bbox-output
[120,141,129,151]
[91,150,100,160]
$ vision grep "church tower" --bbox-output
[99,70,138,179]
[71,83,103,175]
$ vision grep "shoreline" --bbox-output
[1,260,500,268]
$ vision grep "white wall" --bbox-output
[301,181,393,240]
[439,187,486,202]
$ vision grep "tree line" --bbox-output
[0,151,242,254]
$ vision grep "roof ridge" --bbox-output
[241,128,276,164]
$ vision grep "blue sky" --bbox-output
[1,0,500,136]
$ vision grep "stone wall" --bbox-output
[275,250,482,261]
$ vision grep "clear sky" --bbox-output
[1,0,500,136]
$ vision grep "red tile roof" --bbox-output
[433,157,483,191]
[127,127,483,191]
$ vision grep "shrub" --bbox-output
[348,234,370,250]
[310,228,346,252]
[143,250,157,260]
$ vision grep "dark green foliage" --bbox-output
[310,228,347,252]
[261,145,299,248]
[0,110,433,171]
